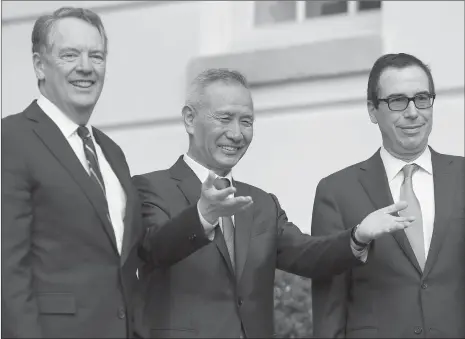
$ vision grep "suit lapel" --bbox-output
[27,103,119,254]
[423,148,455,277]
[169,157,240,279]
[358,150,422,273]
[171,156,202,205]
[234,181,254,282]
[93,128,134,264]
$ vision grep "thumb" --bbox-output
[202,170,217,189]
[384,201,408,214]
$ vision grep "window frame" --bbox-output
[253,1,380,27]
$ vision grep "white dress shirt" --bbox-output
[37,95,127,254]
[380,146,435,257]
[183,153,232,240]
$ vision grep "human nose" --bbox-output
[403,99,419,119]
[76,54,92,73]
[225,120,244,142]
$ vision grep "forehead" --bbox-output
[203,81,254,116]
[49,17,104,51]
[378,65,430,97]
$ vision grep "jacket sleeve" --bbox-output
[132,174,211,269]
[1,124,43,338]
[311,178,351,338]
[275,188,360,280]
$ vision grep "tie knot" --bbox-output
[213,177,231,190]
[77,126,91,141]
[402,163,419,179]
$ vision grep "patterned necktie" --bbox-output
[77,126,107,199]
[399,164,426,270]
[213,177,236,272]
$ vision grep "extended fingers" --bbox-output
[383,201,408,214]
[222,196,253,210]
[214,187,237,200]
[202,170,217,189]
[393,216,416,223]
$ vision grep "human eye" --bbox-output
[415,93,430,102]
[241,119,253,127]
[90,53,105,63]
[388,96,407,104]
[217,114,232,123]
[60,52,78,61]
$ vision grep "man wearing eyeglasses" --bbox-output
[311,53,464,338]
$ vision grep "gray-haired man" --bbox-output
[133,68,415,338]
[2,7,221,338]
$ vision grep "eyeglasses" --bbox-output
[378,93,436,112]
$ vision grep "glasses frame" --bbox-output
[378,93,436,112]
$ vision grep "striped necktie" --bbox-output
[77,126,107,199]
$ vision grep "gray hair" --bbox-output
[32,6,108,55]
[185,68,250,111]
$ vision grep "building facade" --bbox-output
[2,1,463,233]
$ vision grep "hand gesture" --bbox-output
[198,171,253,225]
[355,201,415,244]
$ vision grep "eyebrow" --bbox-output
[59,47,105,54]
[385,90,431,98]
[214,111,254,120]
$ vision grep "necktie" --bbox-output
[399,164,426,270]
[213,177,236,272]
[77,126,107,199]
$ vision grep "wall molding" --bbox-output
[1,1,182,26]
[187,35,383,87]
[97,85,464,132]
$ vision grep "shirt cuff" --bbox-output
[197,202,218,240]
[350,238,369,263]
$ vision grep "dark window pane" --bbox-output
[358,1,382,11]
[305,1,348,18]
[255,1,297,26]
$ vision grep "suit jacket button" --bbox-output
[421,283,428,289]
[117,307,126,319]
[237,297,243,306]
[414,326,422,334]
[189,234,197,241]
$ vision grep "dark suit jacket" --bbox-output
[311,148,465,338]
[132,156,361,338]
[1,102,209,338]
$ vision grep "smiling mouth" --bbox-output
[219,145,242,154]
[399,125,423,134]
[69,80,95,89]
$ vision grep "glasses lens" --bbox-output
[388,97,409,111]
[414,94,433,108]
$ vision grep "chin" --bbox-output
[216,158,239,170]
[73,100,97,110]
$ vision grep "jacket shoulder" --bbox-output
[2,111,29,130]
[132,169,174,195]
[134,168,172,182]
[320,159,366,184]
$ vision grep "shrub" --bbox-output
[274,270,313,338]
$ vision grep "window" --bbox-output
[254,0,381,26]
[305,1,348,18]
[358,0,382,11]
[255,1,297,25]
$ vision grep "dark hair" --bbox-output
[32,6,108,55]
[367,53,435,108]
[186,68,250,110]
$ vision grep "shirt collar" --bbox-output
[380,145,433,182]
[183,153,233,185]
[37,95,93,139]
